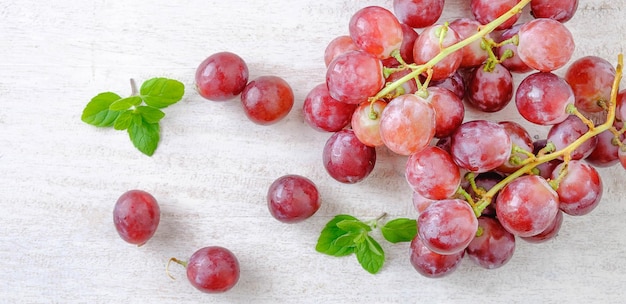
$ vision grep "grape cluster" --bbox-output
[303,0,625,277]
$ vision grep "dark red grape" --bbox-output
[429,71,466,100]
[552,160,602,216]
[496,24,533,74]
[240,75,294,125]
[530,0,578,23]
[185,246,240,293]
[113,189,160,246]
[466,63,513,112]
[546,115,598,160]
[521,210,564,243]
[409,236,464,278]
[450,120,512,173]
[427,86,465,138]
[267,175,321,223]
[470,0,521,30]
[323,129,376,183]
[586,121,625,167]
[195,52,249,102]
[382,23,419,66]
[393,0,444,29]
[466,217,516,269]
[303,83,357,132]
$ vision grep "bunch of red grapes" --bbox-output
[304,0,625,278]
[111,0,626,292]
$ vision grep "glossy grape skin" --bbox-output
[449,18,490,68]
[418,199,478,255]
[195,52,249,102]
[385,69,418,96]
[517,18,575,72]
[450,120,512,173]
[496,175,559,237]
[532,139,563,179]
[303,83,357,132]
[267,175,321,223]
[564,56,616,113]
[349,6,403,59]
[427,86,465,138]
[379,94,436,155]
[586,122,625,167]
[521,210,564,243]
[326,50,385,104]
[382,23,419,67]
[324,35,359,67]
[496,121,534,174]
[186,246,240,293]
[470,0,521,30]
[240,76,294,125]
[551,160,603,216]
[323,129,376,184]
[113,189,160,246]
[351,100,386,147]
[393,0,444,29]
[409,236,464,278]
[466,217,516,269]
[496,24,533,74]
[466,63,513,112]
[617,90,626,121]
[413,24,463,81]
[515,72,574,125]
[530,0,579,23]
[547,115,598,160]
[429,71,465,100]
[406,146,461,200]
[412,191,435,214]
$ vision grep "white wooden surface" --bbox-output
[1,0,626,303]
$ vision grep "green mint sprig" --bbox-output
[315,214,417,274]
[81,78,184,156]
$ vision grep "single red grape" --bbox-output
[113,189,160,246]
[349,6,403,59]
[466,63,514,112]
[413,24,463,81]
[418,199,478,255]
[393,0,444,29]
[324,35,359,67]
[530,0,578,23]
[496,121,534,174]
[449,18,490,68]
[450,120,512,173]
[240,76,294,125]
[409,236,464,278]
[323,129,377,183]
[427,86,465,138]
[521,210,564,243]
[267,175,321,223]
[515,72,574,125]
[551,160,603,216]
[546,115,598,160]
[351,100,386,147]
[326,50,384,104]
[466,217,516,269]
[406,146,461,200]
[564,56,616,113]
[517,18,575,72]
[185,246,240,293]
[586,121,625,167]
[195,52,249,101]
[379,94,436,155]
[303,83,356,132]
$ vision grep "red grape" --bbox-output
[393,0,444,29]
[409,236,464,278]
[521,210,564,243]
[564,56,616,113]
[466,217,516,269]
[326,50,385,104]
[185,246,240,293]
[449,18,490,68]
[406,146,461,200]
[617,89,626,121]
[323,129,376,183]
[349,6,403,59]
[427,86,465,138]
[496,24,533,74]
[379,94,436,155]
[496,175,559,237]
[382,23,419,66]
[450,120,512,173]
[551,160,603,216]
[530,0,579,23]
[546,115,598,160]
[113,189,160,246]
[413,24,463,81]
[351,100,386,147]
[515,72,574,125]
[412,191,435,214]
[429,71,465,100]
[496,121,534,174]
[532,139,563,179]
[195,52,249,101]
[470,0,521,30]
[240,76,294,125]
[466,63,513,112]
[267,175,321,223]
[517,18,575,72]
[619,143,626,170]
[324,35,359,67]
[464,172,504,217]
[303,83,357,132]
[418,199,478,255]
[586,121,625,167]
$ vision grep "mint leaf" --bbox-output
[127,114,160,156]
[316,215,359,257]
[381,218,418,243]
[140,78,184,108]
[336,219,372,234]
[81,92,123,127]
[355,236,385,274]
[114,110,133,130]
[136,106,165,124]
[109,96,142,111]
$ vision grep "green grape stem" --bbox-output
[475,54,624,215]
[370,0,531,102]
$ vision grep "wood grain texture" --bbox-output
[1,0,625,302]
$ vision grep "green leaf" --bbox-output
[336,219,372,234]
[136,106,165,123]
[316,215,359,257]
[355,236,385,274]
[81,92,123,127]
[109,96,142,111]
[140,77,184,108]
[113,110,133,130]
[381,218,418,244]
[127,115,160,156]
